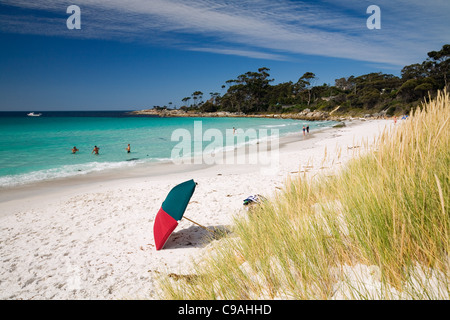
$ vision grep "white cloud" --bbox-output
[188,47,288,61]
[1,0,449,65]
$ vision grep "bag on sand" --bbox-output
[243,194,267,206]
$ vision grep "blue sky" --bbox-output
[0,0,449,111]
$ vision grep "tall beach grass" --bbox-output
[158,90,449,299]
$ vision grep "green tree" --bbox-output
[191,91,204,107]
[401,63,428,81]
[221,67,273,113]
[209,92,221,105]
[182,96,191,107]
[297,72,316,105]
[427,44,450,88]
[335,77,354,91]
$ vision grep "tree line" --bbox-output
[168,44,449,116]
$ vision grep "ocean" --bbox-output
[0,111,335,187]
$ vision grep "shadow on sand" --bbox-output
[163,224,231,249]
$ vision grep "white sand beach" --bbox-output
[0,119,392,299]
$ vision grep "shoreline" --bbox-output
[0,116,336,198]
[0,118,392,299]
[128,108,378,122]
[0,119,339,207]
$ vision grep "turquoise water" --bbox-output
[0,112,335,187]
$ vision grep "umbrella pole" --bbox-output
[183,216,214,234]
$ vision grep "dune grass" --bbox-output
[158,90,449,300]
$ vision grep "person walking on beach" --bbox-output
[72,146,79,154]
[92,145,100,155]
[126,144,131,153]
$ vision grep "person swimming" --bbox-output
[92,145,100,155]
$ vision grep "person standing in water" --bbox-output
[126,144,131,153]
[92,145,100,155]
[72,146,79,154]
[302,125,306,136]
[306,125,310,134]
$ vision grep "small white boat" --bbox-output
[27,112,42,117]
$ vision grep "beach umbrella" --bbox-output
[153,179,211,250]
